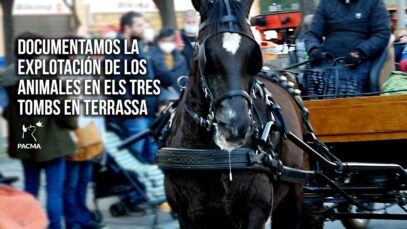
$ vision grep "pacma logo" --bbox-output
[22,121,43,142]
[18,143,41,149]
[18,121,44,150]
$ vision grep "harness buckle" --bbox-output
[260,121,274,143]
[204,88,209,98]
[207,115,214,131]
[251,88,257,99]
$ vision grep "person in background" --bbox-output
[143,21,156,52]
[1,31,77,229]
[0,65,20,186]
[304,0,391,96]
[150,28,189,105]
[400,45,407,73]
[295,15,314,63]
[395,28,407,65]
[104,11,157,164]
[0,87,7,115]
[396,28,407,44]
[180,9,200,69]
[0,86,7,158]
[58,36,106,229]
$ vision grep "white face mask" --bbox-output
[143,28,155,42]
[159,42,176,53]
[184,25,199,35]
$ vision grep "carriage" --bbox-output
[247,2,407,227]
[300,93,407,228]
[287,14,406,229]
[299,45,407,227]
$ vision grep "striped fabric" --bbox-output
[104,132,166,205]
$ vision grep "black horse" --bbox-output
[163,0,307,228]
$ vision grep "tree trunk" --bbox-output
[1,0,15,65]
[153,0,177,29]
[300,0,316,18]
[63,0,81,34]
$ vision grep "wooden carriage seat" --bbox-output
[369,35,395,92]
[303,94,407,143]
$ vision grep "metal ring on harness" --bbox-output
[177,76,188,89]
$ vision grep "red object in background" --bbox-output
[251,11,302,42]
[400,59,407,73]
[252,7,404,43]
[0,185,48,229]
[175,31,184,50]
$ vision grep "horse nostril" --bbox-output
[238,120,251,134]
[217,121,227,128]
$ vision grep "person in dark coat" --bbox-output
[304,0,391,96]
[180,10,199,69]
[2,32,77,229]
[150,27,189,103]
[104,11,158,164]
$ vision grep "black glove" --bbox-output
[309,48,328,65]
[344,50,365,67]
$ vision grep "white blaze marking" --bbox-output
[222,33,241,55]
[222,103,236,120]
[227,109,236,120]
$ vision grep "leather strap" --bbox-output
[213,89,253,107]
[157,147,314,184]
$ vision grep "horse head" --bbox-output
[191,0,263,150]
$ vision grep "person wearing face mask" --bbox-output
[303,0,391,98]
[143,21,156,52]
[104,11,158,164]
[150,28,188,105]
[181,10,200,69]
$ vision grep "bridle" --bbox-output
[185,0,263,131]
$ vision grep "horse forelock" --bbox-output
[200,0,249,36]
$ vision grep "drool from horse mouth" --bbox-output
[214,125,245,152]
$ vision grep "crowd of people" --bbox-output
[0,0,406,228]
[0,9,199,229]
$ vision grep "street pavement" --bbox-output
[0,154,405,229]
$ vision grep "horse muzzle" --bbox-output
[213,100,254,150]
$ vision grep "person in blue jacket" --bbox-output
[150,28,189,103]
[304,0,391,96]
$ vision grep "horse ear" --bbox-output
[248,44,263,75]
[191,0,206,12]
[239,0,255,16]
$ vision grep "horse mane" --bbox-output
[202,0,248,34]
